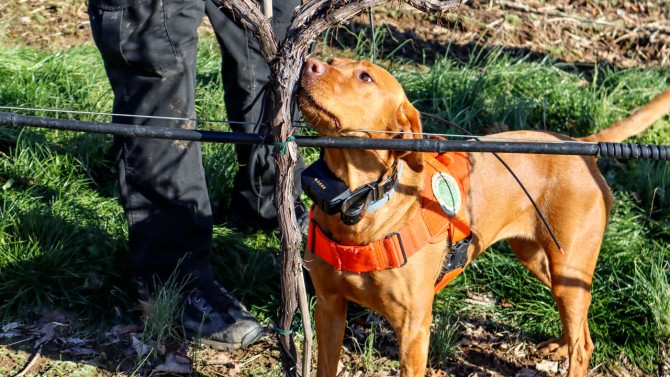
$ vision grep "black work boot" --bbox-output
[181,279,264,351]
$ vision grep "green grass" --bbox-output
[1,36,669,375]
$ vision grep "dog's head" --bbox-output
[298,57,423,171]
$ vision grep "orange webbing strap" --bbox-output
[433,267,465,294]
[307,219,408,272]
[306,195,441,273]
[422,151,471,244]
[306,152,471,285]
[423,151,470,293]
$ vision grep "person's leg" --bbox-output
[89,0,213,284]
[205,0,307,233]
[89,0,262,350]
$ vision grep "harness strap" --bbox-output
[434,267,465,293]
[307,151,471,292]
[307,200,443,272]
[308,219,408,271]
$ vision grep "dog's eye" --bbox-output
[358,71,374,83]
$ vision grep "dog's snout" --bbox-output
[303,58,326,77]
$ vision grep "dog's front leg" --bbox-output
[374,290,434,377]
[393,310,433,377]
[314,293,348,377]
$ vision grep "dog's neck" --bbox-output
[322,149,396,190]
[316,148,424,244]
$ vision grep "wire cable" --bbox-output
[419,112,565,254]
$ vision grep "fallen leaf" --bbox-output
[464,293,496,307]
[337,360,345,375]
[153,353,192,374]
[202,351,231,365]
[372,371,396,377]
[61,346,97,357]
[459,338,472,346]
[511,343,527,358]
[1,178,15,191]
[427,368,448,377]
[174,354,190,364]
[131,335,152,357]
[535,359,559,373]
[464,325,486,339]
[34,322,56,349]
[109,324,142,337]
[63,337,86,345]
[514,368,539,377]
[2,322,21,332]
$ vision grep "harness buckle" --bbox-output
[385,232,408,268]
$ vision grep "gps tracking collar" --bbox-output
[301,158,403,225]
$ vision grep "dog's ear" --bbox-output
[395,100,423,171]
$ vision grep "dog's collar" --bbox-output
[301,158,403,225]
[358,161,403,213]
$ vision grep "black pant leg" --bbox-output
[205,0,306,232]
[89,0,213,282]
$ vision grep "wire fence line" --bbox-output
[0,104,656,144]
[1,111,669,160]
[0,105,577,142]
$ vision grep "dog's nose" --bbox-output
[303,58,326,77]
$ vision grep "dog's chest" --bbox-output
[307,151,472,294]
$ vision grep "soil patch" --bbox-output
[2,0,668,68]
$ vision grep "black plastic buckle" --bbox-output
[385,232,408,268]
[445,235,471,272]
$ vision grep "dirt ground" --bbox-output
[2,0,669,68]
[1,1,668,376]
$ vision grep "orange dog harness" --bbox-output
[307,151,471,293]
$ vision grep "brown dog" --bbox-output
[297,57,670,377]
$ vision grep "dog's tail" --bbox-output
[579,87,670,143]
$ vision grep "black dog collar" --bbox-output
[301,158,402,225]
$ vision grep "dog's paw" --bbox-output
[537,337,569,358]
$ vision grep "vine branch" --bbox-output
[208,1,460,376]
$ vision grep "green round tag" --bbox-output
[431,172,461,217]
